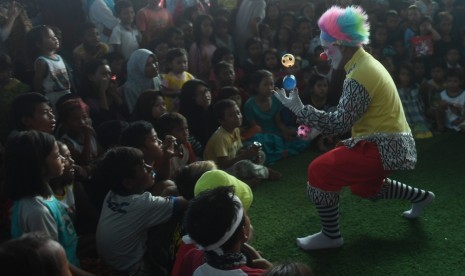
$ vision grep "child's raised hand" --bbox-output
[161,135,177,158]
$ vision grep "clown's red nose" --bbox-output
[320,52,328,61]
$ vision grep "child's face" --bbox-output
[171,121,189,144]
[59,143,75,180]
[413,62,425,78]
[398,68,412,85]
[154,43,168,59]
[180,22,193,40]
[446,76,462,92]
[131,162,156,191]
[194,85,212,108]
[313,79,329,98]
[264,52,278,69]
[171,54,188,73]
[200,19,213,37]
[109,58,123,76]
[65,108,90,134]
[407,9,421,24]
[24,102,56,133]
[419,21,432,35]
[119,7,135,25]
[266,5,279,20]
[151,96,167,119]
[143,128,163,161]
[290,42,305,56]
[257,75,274,97]
[218,66,235,86]
[439,19,452,34]
[170,33,185,48]
[277,29,290,43]
[221,104,242,130]
[221,53,235,66]
[46,142,65,179]
[446,49,460,65]
[297,22,312,40]
[430,67,445,82]
[302,5,315,19]
[41,28,59,52]
[89,64,112,84]
[374,28,388,45]
[386,15,399,29]
[144,56,159,78]
[248,43,262,59]
[215,24,229,37]
[83,27,99,48]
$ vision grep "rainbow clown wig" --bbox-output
[318,5,370,47]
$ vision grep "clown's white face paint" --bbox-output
[321,39,342,69]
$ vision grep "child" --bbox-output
[241,36,264,76]
[26,25,71,108]
[88,0,120,43]
[436,68,465,132]
[410,16,441,58]
[132,89,167,127]
[204,99,281,183]
[123,49,163,113]
[288,39,310,69]
[188,14,217,82]
[120,120,178,195]
[109,0,142,60]
[258,23,273,51]
[262,48,285,81]
[0,232,74,276]
[444,47,462,69]
[73,22,111,74]
[95,146,187,275]
[164,26,185,48]
[8,92,56,137]
[214,16,234,52]
[5,130,79,266]
[156,112,196,178]
[162,47,195,112]
[424,59,447,125]
[212,61,241,101]
[57,97,100,167]
[243,70,309,165]
[210,46,245,90]
[273,25,293,57]
[136,0,173,48]
[404,5,422,55]
[0,53,30,144]
[179,186,272,275]
[396,63,432,138]
[149,38,170,74]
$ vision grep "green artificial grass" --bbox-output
[248,132,465,276]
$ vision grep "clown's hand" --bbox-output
[273,88,304,114]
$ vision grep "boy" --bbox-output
[72,22,110,74]
[120,120,177,195]
[204,99,281,185]
[109,0,142,60]
[436,68,465,132]
[424,59,447,125]
[95,147,187,275]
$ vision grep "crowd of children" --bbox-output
[0,0,464,275]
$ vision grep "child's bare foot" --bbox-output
[267,168,282,181]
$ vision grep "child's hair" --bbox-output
[263,262,314,276]
[397,62,414,80]
[217,86,240,101]
[78,22,97,38]
[174,160,217,200]
[211,46,235,67]
[213,60,233,77]
[96,146,145,195]
[273,25,292,46]
[308,74,329,90]
[0,232,67,276]
[56,98,90,125]
[183,185,245,251]
[156,112,187,139]
[115,0,133,16]
[132,89,164,123]
[26,25,53,60]
[165,47,188,65]
[8,92,50,131]
[179,79,211,111]
[249,69,273,95]
[192,14,215,44]
[245,36,262,51]
[4,130,56,200]
[96,120,129,150]
[214,16,229,32]
[120,120,154,148]
[0,53,13,71]
[79,58,110,98]
[213,99,237,121]
[164,27,184,46]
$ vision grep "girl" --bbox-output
[273,25,293,57]
[156,112,196,178]
[288,39,310,69]
[162,47,195,112]
[243,70,309,165]
[241,36,264,76]
[57,98,100,167]
[396,63,432,138]
[164,26,185,49]
[78,58,124,126]
[132,89,167,127]
[5,130,79,266]
[214,16,234,52]
[26,25,71,109]
[179,79,216,156]
[262,48,285,81]
[188,14,217,82]
[123,48,163,113]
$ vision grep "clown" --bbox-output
[274,6,435,250]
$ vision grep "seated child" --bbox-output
[156,112,196,179]
[95,147,187,275]
[204,99,281,184]
[436,68,465,132]
[179,186,272,275]
[120,120,178,195]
